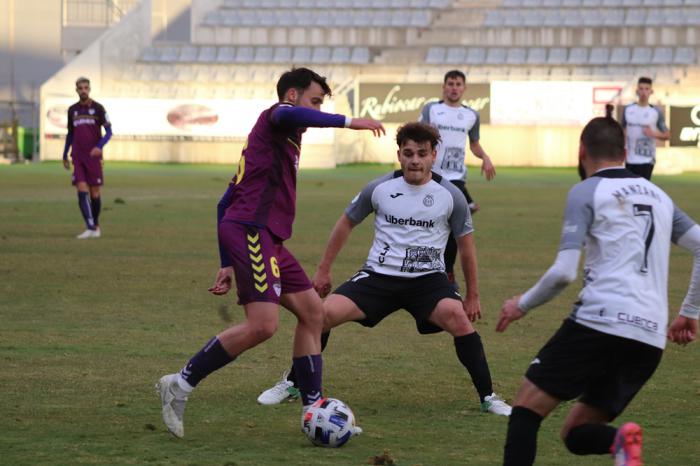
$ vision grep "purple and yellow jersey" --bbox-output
[217,102,347,266]
[66,100,110,158]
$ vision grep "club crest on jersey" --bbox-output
[273,281,282,297]
[89,108,95,115]
[457,113,464,120]
[423,194,434,207]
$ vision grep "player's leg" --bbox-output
[559,337,662,465]
[625,163,653,180]
[503,378,561,466]
[427,296,510,415]
[73,161,97,238]
[89,185,101,234]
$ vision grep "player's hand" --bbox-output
[496,295,526,332]
[312,268,333,298]
[463,295,482,322]
[348,118,386,138]
[208,266,233,295]
[642,126,657,138]
[62,158,70,170]
[481,155,496,181]
[90,147,102,157]
[668,315,698,346]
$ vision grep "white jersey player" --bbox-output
[256,122,512,416]
[620,77,670,180]
[418,70,496,285]
[497,109,700,466]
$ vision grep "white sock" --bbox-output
[176,374,194,394]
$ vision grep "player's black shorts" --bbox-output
[525,319,663,420]
[625,162,654,180]
[332,269,461,334]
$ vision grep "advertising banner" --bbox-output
[356,83,491,123]
[670,105,700,147]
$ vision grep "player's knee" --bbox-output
[436,305,470,334]
[251,321,278,342]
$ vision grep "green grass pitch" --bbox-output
[1,162,698,465]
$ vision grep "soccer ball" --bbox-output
[301,397,361,447]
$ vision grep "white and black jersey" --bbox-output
[559,168,696,349]
[419,101,480,182]
[345,171,473,278]
[621,103,668,165]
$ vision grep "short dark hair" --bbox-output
[276,68,331,101]
[443,70,466,84]
[638,76,653,85]
[396,122,441,149]
[75,77,90,86]
[580,114,625,160]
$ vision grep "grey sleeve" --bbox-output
[344,173,391,224]
[445,180,474,237]
[468,110,480,143]
[672,205,697,244]
[558,179,599,251]
[418,103,431,124]
[656,107,669,133]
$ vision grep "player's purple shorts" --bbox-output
[72,156,103,186]
[219,221,312,305]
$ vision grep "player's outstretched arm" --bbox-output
[209,266,233,296]
[312,214,357,298]
[347,118,386,137]
[469,141,496,181]
[456,233,481,322]
[670,223,700,344]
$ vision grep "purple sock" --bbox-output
[180,337,234,387]
[292,354,323,406]
[90,196,101,227]
[78,192,95,230]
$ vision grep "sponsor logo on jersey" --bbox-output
[378,242,390,264]
[423,194,434,207]
[530,358,541,365]
[385,214,435,228]
[351,193,360,203]
[74,118,97,126]
[390,192,404,198]
[617,312,659,332]
[401,246,443,272]
[436,123,467,133]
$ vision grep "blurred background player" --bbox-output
[418,70,495,285]
[496,107,700,466]
[621,77,670,180]
[258,122,511,416]
[155,68,385,439]
[62,77,112,239]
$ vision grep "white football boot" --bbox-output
[480,393,512,416]
[156,373,188,438]
[257,370,300,405]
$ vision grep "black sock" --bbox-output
[564,424,617,455]
[180,336,235,387]
[504,406,543,466]
[288,330,330,386]
[90,196,101,227]
[453,332,493,401]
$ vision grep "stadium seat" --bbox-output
[140,46,160,62]
[483,11,500,27]
[543,10,564,27]
[526,47,547,64]
[651,47,673,64]
[350,47,371,64]
[410,10,431,27]
[562,0,582,7]
[630,47,653,64]
[506,48,527,64]
[486,48,507,65]
[272,47,292,63]
[293,47,312,63]
[311,47,331,63]
[589,47,610,65]
[254,47,274,63]
[547,47,568,64]
[465,47,487,65]
[674,47,696,64]
[609,47,630,64]
[197,46,217,63]
[603,9,625,26]
[568,47,589,64]
[625,10,646,26]
[234,46,254,63]
[330,47,351,63]
[216,46,236,63]
[426,47,446,64]
[445,47,466,64]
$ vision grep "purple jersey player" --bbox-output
[156,68,385,439]
[62,77,112,239]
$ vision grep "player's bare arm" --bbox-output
[668,223,700,345]
[456,233,481,322]
[312,213,357,298]
[469,141,496,181]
